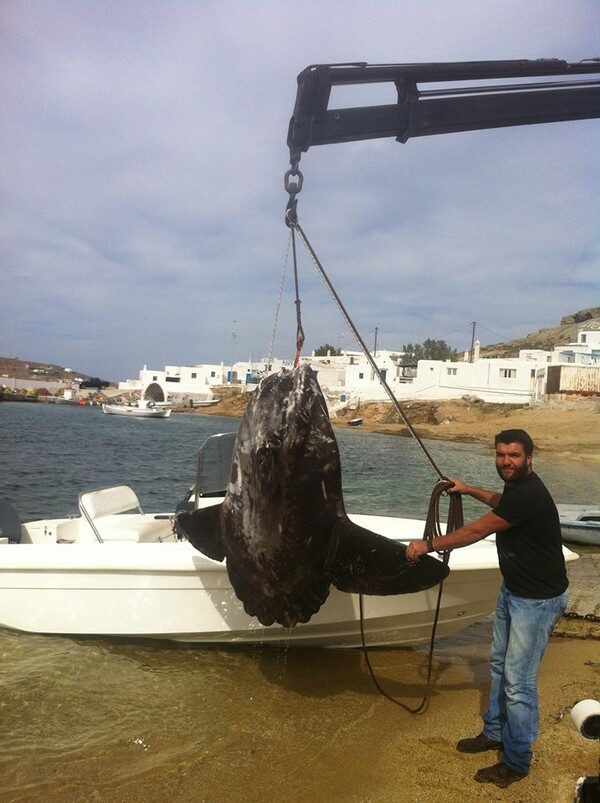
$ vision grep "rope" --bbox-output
[267,229,293,368]
[359,480,463,713]
[282,196,464,711]
[291,218,446,480]
[290,226,305,367]
[286,204,463,714]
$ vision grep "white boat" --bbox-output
[102,400,172,418]
[0,508,502,647]
[0,434,579,648]
[191,398,221,408]
[557,504,600,546]
[55,389,79,405]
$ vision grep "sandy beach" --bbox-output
[92,613,600,803]
[79,533,596,803]
[188,390,600,464]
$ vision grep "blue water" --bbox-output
[1,401,598,522]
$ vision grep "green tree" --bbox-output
[314,343,342,357]
[401,339,457,364]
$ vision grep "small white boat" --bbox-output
[191,398,221,408]
[102,400,172,419]
[557,504,600,546]
[0,435,579,647]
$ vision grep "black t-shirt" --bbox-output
[492,472,568,599]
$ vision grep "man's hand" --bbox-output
[447,477,469,495]
[406,540,430,564]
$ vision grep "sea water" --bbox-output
[2,402,597,521]
[0,402,598,802]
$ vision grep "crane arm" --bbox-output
[287,59,600,164]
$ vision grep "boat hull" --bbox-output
[102,404,172,418]
[559,522,600,546]
[1,514,510,647]
[1,513,578,647]
[557,504,600,546]
[0,542,501,647]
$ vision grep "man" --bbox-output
[406,429,568,789]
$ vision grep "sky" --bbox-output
[1,1,599,382]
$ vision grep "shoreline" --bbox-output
[184,393,600,463]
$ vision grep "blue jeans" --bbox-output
[482,584,568,774]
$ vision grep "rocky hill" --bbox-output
[480,306,600,358]
[0,357,95,383]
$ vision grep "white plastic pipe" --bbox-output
[571,699,600,740]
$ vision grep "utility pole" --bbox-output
[230,320,237,382]
[469,321,476,363]
[373,326,378,357]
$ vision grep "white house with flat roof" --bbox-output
[552,328,600,365]
[119,363,230,400]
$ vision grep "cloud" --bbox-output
[1,0,598,379]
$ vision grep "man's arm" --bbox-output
[449,477,502,509]
[406,510,512,563]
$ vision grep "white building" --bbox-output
[407,353,544,404]
[552,328,600,365]
[303,344,547,405]
[117,327,600,408]
[119,363,231,401]
[306,330,600,406]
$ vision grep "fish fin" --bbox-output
[331,518,449,595]
[227,556,331,628]
[177,505,226,561]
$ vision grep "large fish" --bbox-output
[177,365,448,627]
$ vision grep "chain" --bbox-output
[563,611,600,623]
[284,160,306,365]
[284,158,303,228]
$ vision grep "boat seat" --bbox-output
[78,486,170,543]
[0,499,22,543]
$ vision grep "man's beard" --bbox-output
[496,462,529,483]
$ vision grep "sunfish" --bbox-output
[177,364,448,627]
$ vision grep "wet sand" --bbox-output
[3,615,598,802]
[83,631,598,803]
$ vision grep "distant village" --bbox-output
[117,326,600,409]
[3,325,599,412]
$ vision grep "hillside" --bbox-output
[0,357,99,384]
[480,306,600,358]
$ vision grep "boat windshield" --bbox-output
[194,432,237,501]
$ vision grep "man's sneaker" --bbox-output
[456,733,503,753]
[474,761,528,788]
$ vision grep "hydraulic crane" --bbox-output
[287,58,600,167]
